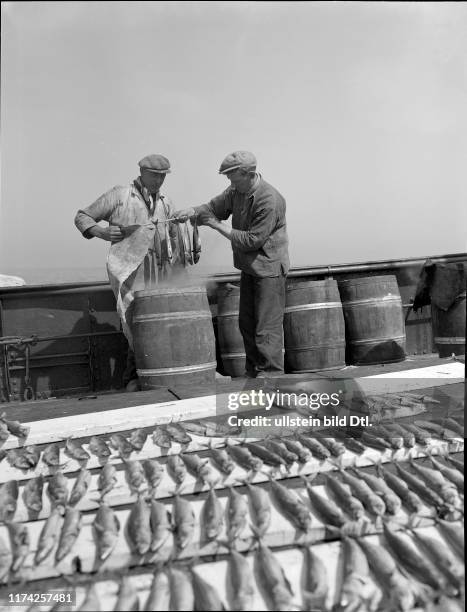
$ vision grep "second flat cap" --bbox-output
[138,154,171,173]
[218,150,257,174]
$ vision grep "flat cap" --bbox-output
[138,154,171,173]
[218,150,257,174]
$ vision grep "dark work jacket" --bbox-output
[196,177,290,277]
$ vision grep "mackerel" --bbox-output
[167,454,187,487]
[254,536,294,611]
[244,441,286,468]
[42,443,62,467]
[414,420,460,440]
[65,438,90,462]
[201,487,224,542]
[262,439,298,465]
[149,500,171,553]
[336,537,377,612]
[172,494,195,550]
[165,422,192,445]
[55,507,82,562]
[228,548,255,611]
[8,522,29,572]
[123,459,146,494]
[446,455,464,475]
[333,429,366,455]
[69,468,91,506]
[191,568,226,611]
[93,503,120,561]
[410,529,463,590]
[98,462,118,499]
[226,441,263,472]
[281,436,312,463]
[401,422,431,445]
[168,566,195,611]
[142,459,164,491]
[385,422,416,447]
[349,466,402,514]
[0,536,12,582]
[429,457,464,492]
[35,507,62,564]
[0,414,29,439]
[79,585,100,611]
[128,428,148,451]
[295,434,330,460]
[302,546,328,611]
[267,474,312,532]
[209,443,235,475]
[109,433,134,457]
[8,447,40,470]
[301,474,346,527]
[436,519,464,558]
[226,486,248,542]
[371,424,404,449]
[394,463,445,509]
[127,496,152,556]
[152,426,172,449]
[243,481,271,535]
[47,471,68,512]
[114,576,139,612]
[22,475,44,514]
[323,473,365,520]
[88,435,111,459]
[360,431,392,451]
[337,468,386,517]
[376,464,424,514]
[319,437,346,457]
[409,459,459,504]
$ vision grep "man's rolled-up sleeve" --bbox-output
[231,203,276,252]
[194,189,233,223]
[74,187,120,239]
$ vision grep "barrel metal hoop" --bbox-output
[434,337,465,344]
[342,296,402,308]
[284,302,343,314]
[217,311,240,318]
[349,334,406,346]
[285,342,346,352]
[221,352,247,359]
[137,361,217,376]
[134,311,213,322]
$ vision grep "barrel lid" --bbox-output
[287,279,337,291]
[134,286,207,297]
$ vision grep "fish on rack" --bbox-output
[172,493,195,551]
[109,433,134,458]
[168,566,195,612]
[127,496,152,556]
[128,429,148,452]
[266,474,312,533]
[143,458,164,493]
[22,475,44,515]
[0,480,19,521]
[227,548,255,611]
[152,426,172,450]
[191,567,226,611]
[348,466,402,515]
[201,487,224,543]
[55,507,82,563]
[0,413,30,439]
[408,459,460,506]
[65,438,91,463]
[300,474,347,528]
[123,459,146,495]
[262,439,298,467]
[226,440,263,473]
[301,545,328,611]
[8,446,41,470]
[209,441,235,476]
[97,462,118,500]
[281,436,312,463]
[149,500,171,554]
[114,576,139,612]
[375,463,424,515]
[335,467,386,518]
[226,485,248,543]
[8,522,30,573]
[334,536,379,612]
[167,454,187,489]
[47,471,69,513]
[164,422,192,446]
[42,443,62,467]
[35,507,62,564]
[253,532,294,611]
[242,480,271,537]
[410,528,463,592]
[69,468,91,507]
[144,566,170,611]
[429,457,464,493]
[88,436,111,460]
[295,433,331,461]
[0,536,12,582]
[93,503,120,562]
[323,472,366,522]
[181,452,219,487]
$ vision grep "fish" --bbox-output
[349,466,402,515]
[0,536,12,582]
[88,436,111,459]
[8,522,30,572]
[401,422,431,445]
[191,568,225,611]
[0,480,19,521]
[324,473,365,521]
[371,424,404,449]
[79,585,100,611]
[429,457,464,493]
[65,438,90,462]
[360,431,392,451]
[404,392,440,405]
[262,439,298,466]
[181,453,219,487]
[446,455,464,475]
[165,422,192,445]
[243,481,271,536]
[319,437,346,457]
[383,523,446,590]
[336,537,378,612]
[201,487,224,542]
[109,433,134,457]
[93,503,120,561]
[254,535,294,611]
[384,422,416,447]
[114,576,139,612]
[22,475,44,514]
[42,443,62,467]
[295,434,330,461]
[300,474,346,527]
[245,441,286,468]
[281,436,312,463]
[142,459,164,491]
[436,519,464,558]
[55,507,82,562]
[204,420,242,437]
[425,596,465,612]
[69,468,91,506]
[164,221,173,263]
[182,421,207,436]
[267,474,312,532]
[226,486,248,542]
[152,426,172,449]
[149,500,171,553]
[410,529,463,590]
[127,496,152,556]
[408,459,459,505]
[35,507,63,564]
[168,567,195,611]
[128,429,148,451]
[47,471,68,512]
[394,463,445,509]
[333,429,366,455]
[123,459,146,494]
[302,546,328,611]
[97,462,118,498]
[172,494,195,550]
[228,549,255,611]
[376,463,424,514]
[441,417,464,437]
[144,567,170,611]
[226,441,263,472]
[0,420,10,441]
[167,454,187,487]
[414,419,460,439]
[337,468,386,517]
[209,442,235,475]
[8,446,40,470]
[192,219,201,264]
[0,413,30,438]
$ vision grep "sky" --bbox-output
[1,1,466,283]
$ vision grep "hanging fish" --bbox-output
[446,454,463,475]
[42,443,62,467]
[152,426,172,450]
[266,473,312,532]
[201,487,224,542]
[172,494,195,550]
[323,473,365,521]
[335,537,379,612]
[319,437,346,457]
[244,441,286,469]
[0,536,12,582]
[333,429,366,455]
[281,436,312,463]
[78,585,101,612]
[149,500,171,554]
[8,446,40,470]
[123,459,146,494]
[166,454,187,488]
[88,436,111,459]
[168,567,195,612]
[143,459,164,492]
[209,441,235,476]
[371,424,404,450]
[164,221,173,264]
[384,422,416,447]
[0,480,19,521]
[165,423,192,446]
[191,568,226,611]
[394,462,445,509]
[35,507,62,564]
[348,466,402,515]
[8,522,30,572]
[436,519,464,559]
[295,434,330,461]
[114,576,139,612]
[410,529,463,591]
[93,503,120,561]
[242,480,271,536]
[47,471,68,513]
[0,413,30,439]
[262,439,298,466]
[376,463,424,514]
[336,467,386,517]
[226,486,248,542]
[226,441,263,473]
[128,429,148,452]
[300,474,346,527]
[359,431,392,451]
[22,475,44,514]
[183,421,207,436]
[69,468,91,506]
[401,422,431,445]
[408,459,459,505]
[253,534,294,611]
[65,438,90,463]
[109,433,134,458]
[429,457,464,493]
[180,452,208,478]
[127,496,152,556]
[98,462,118,499]
[55,507,82,563]
[144,567,170,611]
[183,222,193,265]
[192,218,201,264]
[414,419,460,441]
[302,545,328,611]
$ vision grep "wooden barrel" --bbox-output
[217,284,245,377]
[432,292,466,357]
[284,279,346,372]
[338,275,406,365]
[132,286,216,389]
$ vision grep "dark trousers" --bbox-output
[123,347,137,386]
[239,272,286,376]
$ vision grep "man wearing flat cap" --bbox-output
[173,151,290,378]
[75,154,183,390]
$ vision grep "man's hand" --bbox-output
[89,225,124,242]
[171,207,196,223]
[198,210,219,227]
